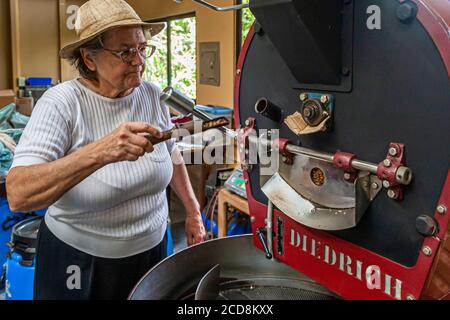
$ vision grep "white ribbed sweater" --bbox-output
[11,79,175,258]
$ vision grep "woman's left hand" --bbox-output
[185,210,206,246]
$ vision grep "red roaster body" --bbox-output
[234,0,450,300]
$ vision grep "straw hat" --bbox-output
[60,0,165,59]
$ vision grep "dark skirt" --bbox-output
[34,219,167,300]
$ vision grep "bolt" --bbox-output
[303,107,313,118]
[422,246,432,256]
[371,182,379,190]
[383,159,391,167]
[254,22,264,35]
[342,67,350,76]
[382,180,390,188]
[300,93,308,101]
[387,189,398,199]
[250,216,256,223]
[406,294,415,300]
[344,173,351,181]
[320,95,329,104]
[437,205,447,215]
[397,2,417,24]
[236,69,241,75]
[389,147,398,156]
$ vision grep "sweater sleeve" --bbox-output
[11,96,71,168]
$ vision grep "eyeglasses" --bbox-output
[101,44,156,63]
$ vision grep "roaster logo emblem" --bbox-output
[289,229,403,300]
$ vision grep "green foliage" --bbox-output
[242,0,255,44]
[143,17,196,99]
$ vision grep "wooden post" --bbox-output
[10,0,21,93]
[217,188,249,238]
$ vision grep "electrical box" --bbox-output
[199,42,220,86]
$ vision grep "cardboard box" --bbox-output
[0,90,16,109]
[15,97,34,116]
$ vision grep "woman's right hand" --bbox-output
[88,122,163,165]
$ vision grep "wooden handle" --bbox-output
[145,117,230,145]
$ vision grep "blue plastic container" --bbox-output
[194,105,233,115]
[227,212,252,237]
[5,252,35,300]
[26,78,52,86]
[0,197,45,268]
[202,211,218,238]
[4,216,42,300]
[166,224,174,256]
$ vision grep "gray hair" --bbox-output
[67,35,104,81]
[66,27,152,81]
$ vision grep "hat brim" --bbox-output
[60,21,166,59]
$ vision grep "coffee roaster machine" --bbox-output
[130,0,450,300]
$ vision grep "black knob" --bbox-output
[416,215,439,237]
[256,228,273,260]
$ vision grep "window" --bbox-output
[236,0,255,59]
[241,0,255,44]
[143,14,196,99]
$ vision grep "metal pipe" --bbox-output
[160,87,237,139]
[285,144,334,163]
[266,200,273,260]
[254,98,283,123]
[284,144,411,185]
[191,0,249,12]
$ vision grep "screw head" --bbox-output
[437,205,447,215]
[342,67,350,76]
[397,2,417,24]
[383,159,391,167]
[371,182,379,190]
[236,69,241,75]
[250,216,256,223]
[344,173,351,181]
[422,246,432,256]
[387,189,398,199]
[320,95,329,104]
[254,22,264,35]
[389,147,398,156]
[303,107,313,118]
[300,93,308,101]
[382,180,390,188]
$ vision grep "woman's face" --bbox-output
[90,26,147,91]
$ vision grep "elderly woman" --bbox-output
[6,0,205,300]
